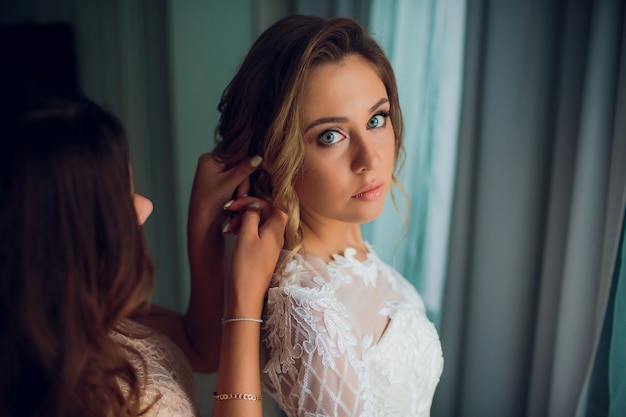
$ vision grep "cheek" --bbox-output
[296,169,323,201]
[296,161,338,202]
[384,135,397,172]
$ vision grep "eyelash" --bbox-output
[369,111,390,128]
[316,111,391,146]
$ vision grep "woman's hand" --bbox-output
[223,198,287,318]
[187,152,262,241]
[182,152,263,372]
[212,199,287,417]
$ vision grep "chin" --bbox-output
[351,204,386,224]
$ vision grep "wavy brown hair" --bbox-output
[0,89,154,416]
[213,15,405,264]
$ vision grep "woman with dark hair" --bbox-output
[212,15,444,416]
[0,89,286,417]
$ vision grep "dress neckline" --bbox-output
[290,241,376,265]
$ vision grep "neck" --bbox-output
[300,219,368,262]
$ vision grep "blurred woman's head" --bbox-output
[0,88,153,416]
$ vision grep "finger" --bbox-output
[260,208,288,241]
[238,202,262,237]
[223,212,243,235]
[197,154,261,195]
[225,155,262,191]
[223,196,272,213]
[196,153,228,181]
[241,198,274,224]
[191,153,230,204]
[237,176,251,198]
[198,152,225,171]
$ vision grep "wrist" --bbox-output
[224,294,265,319]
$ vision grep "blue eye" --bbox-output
[367,113,388,128]
[318,130,345,146]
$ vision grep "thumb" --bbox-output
[260,207,288,242]
[225,155,263,191]
[238,201,263,237]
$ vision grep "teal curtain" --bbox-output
[584,212,626,416]
[293,0,371,26]
[610,240,626,415]
[363,0,466,325]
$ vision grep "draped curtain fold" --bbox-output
[434,0,626,416]
[580,2,626,414]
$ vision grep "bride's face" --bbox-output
[296,54,395,227]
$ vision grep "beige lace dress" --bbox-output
[111,319,201,417]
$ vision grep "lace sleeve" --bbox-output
[263,283,370,417]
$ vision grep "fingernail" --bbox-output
[250,156,263,167]
[222,219,230,234]
[223,200,234,209]
[249,201,261,209]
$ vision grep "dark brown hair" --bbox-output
[213,15,405,261]
[0,89,154,416]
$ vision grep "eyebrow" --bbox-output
[303,97,390,134]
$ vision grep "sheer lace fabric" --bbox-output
[111,319,200,417]
[262,244,443,417]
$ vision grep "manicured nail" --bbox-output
[223,200,234,209]
[249,201,261,209]
[222,219,230,234]
[250,156,263,167]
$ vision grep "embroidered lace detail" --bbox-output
[111,320,200,417]
[262,244,443,417]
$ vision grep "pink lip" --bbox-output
[352,182,385,201]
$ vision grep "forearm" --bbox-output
[177,152,268,373]
[184,219,227,372]
[211,292,265,417]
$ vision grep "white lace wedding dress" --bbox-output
[262,244,444,417]
[111,319,200,417]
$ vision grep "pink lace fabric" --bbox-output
[111,319,200,417]
[262,244,443,417]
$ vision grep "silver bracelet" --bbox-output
[221,317,263,324]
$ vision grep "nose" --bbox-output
[133,194,153,225]
[350,131,380,173]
